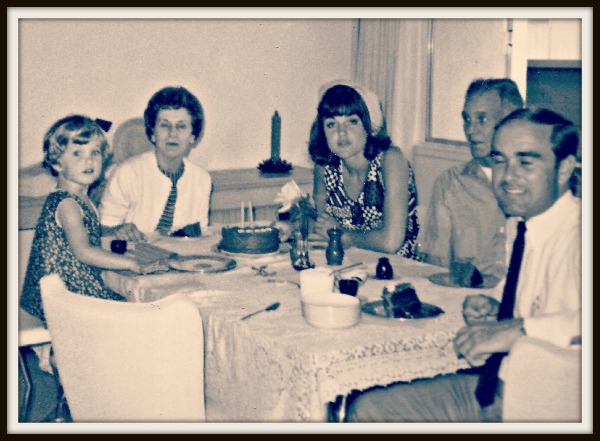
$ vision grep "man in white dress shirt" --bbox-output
[347,107,581,422]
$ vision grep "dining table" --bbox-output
[101,227,496,423]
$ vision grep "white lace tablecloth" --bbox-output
[102,234,494,422]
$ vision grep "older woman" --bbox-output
[99,86,212,241]
[309,81,420,259]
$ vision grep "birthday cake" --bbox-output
[381,283,422,319]
[219,226,281,254]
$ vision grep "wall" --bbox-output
[18,19,354,172]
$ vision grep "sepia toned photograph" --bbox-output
[8,7,591,434]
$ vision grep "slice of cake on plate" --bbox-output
[381,283,422,319]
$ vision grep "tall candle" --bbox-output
[271,111,281,161]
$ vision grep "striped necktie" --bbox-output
[475,220,527,408]
[156,163,184,235]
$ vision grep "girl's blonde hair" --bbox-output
[43,114,109,176]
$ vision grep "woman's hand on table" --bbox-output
[130,259,170,275]
[313,213,339,242]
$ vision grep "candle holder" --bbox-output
[257,158,294,177]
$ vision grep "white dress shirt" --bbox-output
[490,191,582,348]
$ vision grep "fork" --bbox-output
[251,265,276,277]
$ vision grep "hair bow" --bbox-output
[95,118,112,132]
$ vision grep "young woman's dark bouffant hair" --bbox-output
[308,85,391,166]
[143,86,204,141]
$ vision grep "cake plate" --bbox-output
[168,255,237,273]
[212,244,283,259]
[427,272,500,289]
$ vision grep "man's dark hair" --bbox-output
[495,107,579,162]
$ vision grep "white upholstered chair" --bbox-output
[110,117,155,164]
[39,273,206,422]
[502,336,581,422]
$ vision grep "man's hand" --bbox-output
[462,294,500,326]
[454,319,525,367]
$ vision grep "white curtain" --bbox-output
[352,19,400,128]
[352,19,430,162]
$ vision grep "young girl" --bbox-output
[20,115,166,323]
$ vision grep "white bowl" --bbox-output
[301,292,361,329]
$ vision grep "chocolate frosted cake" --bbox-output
[382,283,422,318]
[220,226,280,254]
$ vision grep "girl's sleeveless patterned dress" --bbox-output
[20,190,125,322]
[323,151,421,260]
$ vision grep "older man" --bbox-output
[347,108,581,422]
[419,78,524,283]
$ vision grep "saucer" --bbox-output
[361,300,444,321]
[212,244,282,258]
[427,272,500,289]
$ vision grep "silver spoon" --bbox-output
[240,302,281,321]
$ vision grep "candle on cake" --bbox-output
[271,111,281,161]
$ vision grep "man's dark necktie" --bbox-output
[475,220,527,408]
[156,164,184,235]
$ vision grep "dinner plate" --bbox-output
[212,244,282,258]
[368,274,402,282]
[168,255,236,273]
[427,272,500,289]
[361,300,444,321]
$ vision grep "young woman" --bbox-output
[309,81,420,259]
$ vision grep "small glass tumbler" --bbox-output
[110,239,127,255]
[338,279,360,297]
